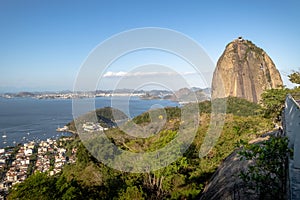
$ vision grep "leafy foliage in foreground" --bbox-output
[238,136,292,200]
[8,98,274,199]
[8,172,83,200]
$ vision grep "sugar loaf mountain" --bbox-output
[212,37,283,103]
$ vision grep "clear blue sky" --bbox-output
[0,0,299,92]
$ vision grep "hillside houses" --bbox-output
[0,137,76,196]
[1,142,35,191]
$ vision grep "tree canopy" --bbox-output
[289,71,300,85]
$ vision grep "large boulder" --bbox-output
[212,37,283,103]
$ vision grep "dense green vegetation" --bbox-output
[67,107,129,131]
[238,136,292,199]
[7,96,276,199]
[260,86,300,122]
[260,87,289,121]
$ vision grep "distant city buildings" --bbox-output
[0,91,147,99]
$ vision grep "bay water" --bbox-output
[0,97,179,148]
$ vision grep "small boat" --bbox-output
[2,131,7,138]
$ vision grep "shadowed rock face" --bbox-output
[212,38,283,103]
[200,132,280,200]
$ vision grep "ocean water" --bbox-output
[0,97,179,148]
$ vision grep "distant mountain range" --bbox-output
[0,88,211,101]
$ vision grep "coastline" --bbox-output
[0,96,180,148]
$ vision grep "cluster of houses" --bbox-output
[82,122,108,132]
[3,142,35,188]
[0,137,76,197]
[0,148,12,173]
[35,138,76,176]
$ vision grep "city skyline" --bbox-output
[0,0,299,92]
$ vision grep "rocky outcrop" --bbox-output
[212,37,283,103]
[200,130,282,200]
[200,149,256,200]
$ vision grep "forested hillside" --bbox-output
[8,97,274,199]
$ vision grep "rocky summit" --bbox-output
[212,37,283,103]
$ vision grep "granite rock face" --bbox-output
[212,38,283,103]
